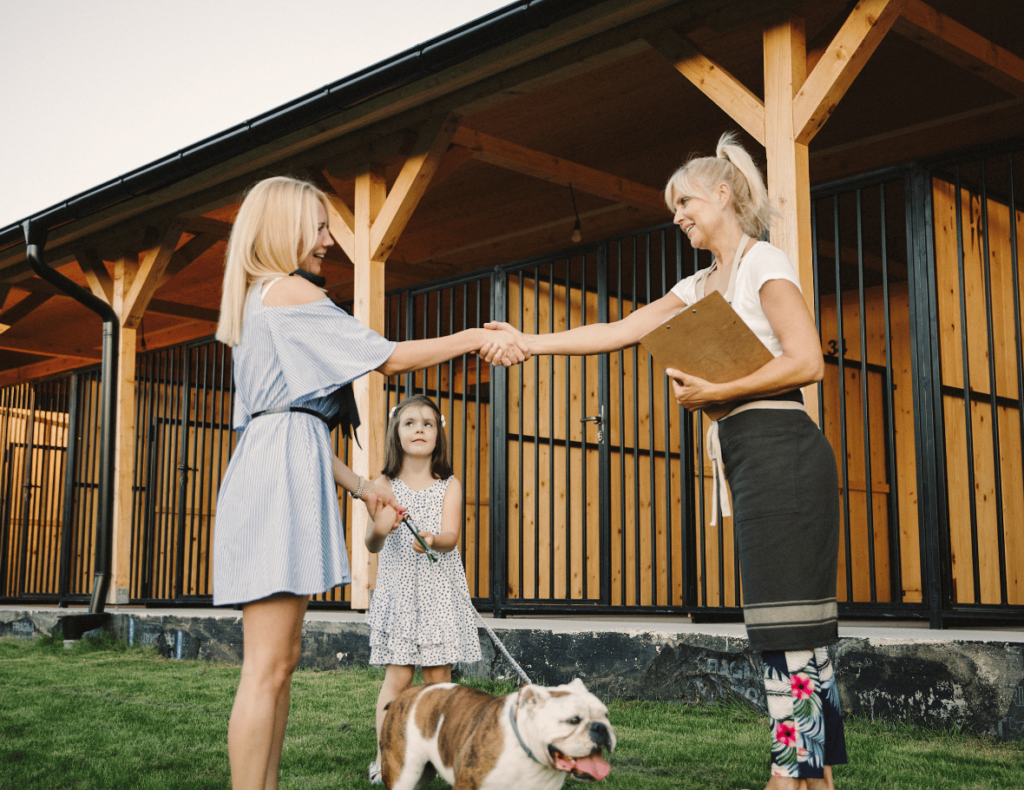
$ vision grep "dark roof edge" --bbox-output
[0,0,603,252]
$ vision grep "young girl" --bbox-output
[364,395,482,784]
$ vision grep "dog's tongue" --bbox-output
[556,754,612,780]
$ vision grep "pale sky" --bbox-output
[0,0,511,230]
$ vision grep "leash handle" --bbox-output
[401,513,439,562]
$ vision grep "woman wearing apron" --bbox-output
[487,132,846,790]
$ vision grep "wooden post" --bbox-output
[350,164,388,610]
[106,222,184,605]
[763,15,819,423]
[110,253,138,604]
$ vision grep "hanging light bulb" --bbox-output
[569,183,582,243]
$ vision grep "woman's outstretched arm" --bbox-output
[484,291,685,357]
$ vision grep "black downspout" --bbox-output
[23,219,118,619]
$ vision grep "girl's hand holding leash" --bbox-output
[402,513,440,563]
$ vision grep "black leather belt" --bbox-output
[249,406,329,427]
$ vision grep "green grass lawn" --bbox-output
[1,634,1022,789]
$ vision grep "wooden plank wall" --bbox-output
[0,401,72,597]
[933,178,1024,606]
[818,282,923,604]
[507,277,685,607]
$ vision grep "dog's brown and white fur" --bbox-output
[379,678,615,790]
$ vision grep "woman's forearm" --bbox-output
[528,321,635,356]
[378,329,487,376]
[524,291,683,357]
[332,456,361,494]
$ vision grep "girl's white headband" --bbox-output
[389,404,445,428]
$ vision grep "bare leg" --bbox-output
[227,593,309,790]
[757,766,835,790]
[421,664,452,685]
[374,664,415,765]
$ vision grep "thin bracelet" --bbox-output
[349,476,367,500]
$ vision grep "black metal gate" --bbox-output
[0,370,101,605]
[2,143,1023,627]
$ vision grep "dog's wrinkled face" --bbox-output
[517,678,616,782]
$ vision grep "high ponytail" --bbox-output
[664,131,774,239]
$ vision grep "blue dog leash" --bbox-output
[399,511,532,686]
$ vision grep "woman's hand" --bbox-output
[361,481,404,525]
[666,368,725,411]
[479,323,531,367]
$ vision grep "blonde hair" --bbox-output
[663,131,773,239]
[216,176,329,346]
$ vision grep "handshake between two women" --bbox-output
[476,322,531,368]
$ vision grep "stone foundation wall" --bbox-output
[3,609,1022,739]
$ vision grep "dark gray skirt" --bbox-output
[718,408,840,652]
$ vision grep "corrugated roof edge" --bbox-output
[0,0,602,253]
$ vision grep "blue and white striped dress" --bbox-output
[213,284,395,606]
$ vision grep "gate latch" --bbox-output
[581,405,604,444]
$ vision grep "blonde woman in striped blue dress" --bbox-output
[214,176,527,790]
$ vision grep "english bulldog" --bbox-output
[379,678,615,790]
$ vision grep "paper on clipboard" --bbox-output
[639,290,773,420]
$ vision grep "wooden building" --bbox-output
[0,0,1022,628]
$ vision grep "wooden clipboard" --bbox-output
[639,291,773,420]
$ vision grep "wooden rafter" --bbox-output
[147,299,219,323]
[894,0,1024,99]
[406,202,626,265]
[184,216,233,238]
[158,233,220,288]
[371,113,462,261]
[452,126,665,213]
[645,28,766,146]
[0,292,52,328]
[0,335,100,360]
[121,221,186,328]
[794,0,908,144]
[0,356,97,387]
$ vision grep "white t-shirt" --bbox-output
[669,241,800,358]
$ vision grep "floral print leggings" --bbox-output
[762,648,848,779]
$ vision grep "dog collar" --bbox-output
[509,702,548,768]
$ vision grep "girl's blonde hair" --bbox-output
[663,131,774,239]
[216,176,330,346]
[382,395,453,481]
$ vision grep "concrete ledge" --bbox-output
[3,606,1022,739]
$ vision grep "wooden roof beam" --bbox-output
[452,126,665,213]
[794,0,908,145]
[893,0,1024,99]
[370,113,462,261]
[0,335,100,361]
[158,232,220,288]
[75,248,114,303]
[0,356,99,387]
[121,221,187,329]
[645,28,766,146]
[0,292,53,331]
[324,194,357,264]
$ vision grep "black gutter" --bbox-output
[23,219,117,619]
[0,0,602,253]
